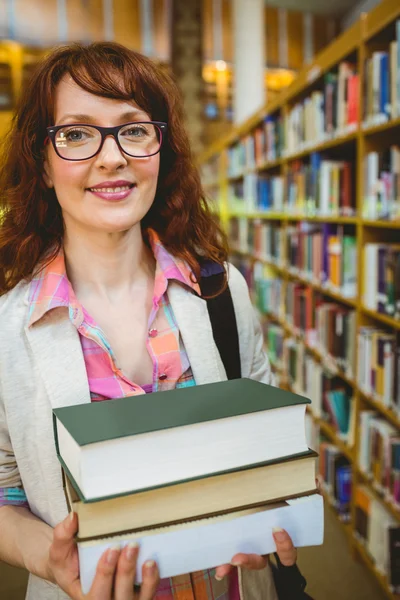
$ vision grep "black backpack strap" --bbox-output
[199,264,241,380]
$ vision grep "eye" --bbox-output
[62,127,94,143]
[121,124,150,139]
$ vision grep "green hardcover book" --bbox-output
[53,378,310,502]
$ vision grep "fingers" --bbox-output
[138,560,160,600]
[49,512,78,565]
[272,528,297,566]
[215,564,233,580]
[230,553,268,570]
[114,542,139,600]
[88,545,121,600]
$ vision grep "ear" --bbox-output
[43,156,54,189]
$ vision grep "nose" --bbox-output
[94,134,128,170]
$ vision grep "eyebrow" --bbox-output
[57,110,149,125]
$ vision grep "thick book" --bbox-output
[77,493,324,591]
[53,378,310,501]
[64,450,317,539]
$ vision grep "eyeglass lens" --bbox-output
[54,123,162,159]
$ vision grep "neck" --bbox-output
[63,222,155,302]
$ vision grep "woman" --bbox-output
[0,42,307,600]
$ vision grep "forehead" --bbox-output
[53,76,149,125]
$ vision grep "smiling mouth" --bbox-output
[87,184,135,193]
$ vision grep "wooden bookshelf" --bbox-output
[199,1,400,595]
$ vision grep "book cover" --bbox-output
[53,378,309,449]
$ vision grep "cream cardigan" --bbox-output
[0,263,278,600]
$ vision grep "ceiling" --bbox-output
[264,0,362,17]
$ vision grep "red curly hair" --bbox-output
[0,42,228,295]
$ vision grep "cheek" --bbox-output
[134,156,160,185]
[52,160,89,191]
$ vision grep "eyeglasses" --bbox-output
[46,121,167,161]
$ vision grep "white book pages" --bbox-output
[78,494,324,592]
[59,403,308,501]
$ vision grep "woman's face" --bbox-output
[44,76,160,236]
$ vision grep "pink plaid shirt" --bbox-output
[2,229,239,600]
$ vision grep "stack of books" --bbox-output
[53,378,324,592]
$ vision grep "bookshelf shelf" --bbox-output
[357,468,400,522]
[284,129,358,163]
[257,158,283,171]
[358,389,400,430]
[353,537,400,600]
[362,219,400,228]
[287,271,357,307]
[318,419,354,461]
[229,212,358,224]
[363,115,400,136]
[361,307,400,330]
[287,215,358,224]
[199,2,400,595]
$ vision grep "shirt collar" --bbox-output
[27,229,201,327]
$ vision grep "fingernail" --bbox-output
[107,545,120,565]
[126,542,139,561]
[144,560,155,571]
[231,561,241,567]
[273,528,286,541]
[69,511,74,522]
[215,574,224,581]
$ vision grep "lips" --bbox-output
[86,180,135,192]
[86,180,136,202]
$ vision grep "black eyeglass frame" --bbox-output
[46,121,168,161]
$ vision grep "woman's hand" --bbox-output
[214,528,297,580]
[47,512,159,599]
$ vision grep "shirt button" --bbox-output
[149,328,158,338]
[159,373,167,381]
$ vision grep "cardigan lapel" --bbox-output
[24,306,91,410]
[168,282,226,385]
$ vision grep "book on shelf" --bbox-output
[354,485,399,589]
[358,410,400,508]
[0,62,13,110]
[284,60,359,156]
[286,154,354,217]
[364,22,400,127]
[363,244,400,318]
[226,116,284,178]
[53,378,311,502]
[363,147,400,221]
[77,493,324,591]
[228,174,284,214]
[314,300,357,378]
[263,322,285,369]
[357,328,400,415]
[253,263,283,316]
[286,222,357,298]
[284,341,355,444]
[319,443,352,520]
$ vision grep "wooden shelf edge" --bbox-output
[361,306,400,330]
[353,537,400,600]
[358,389,400,430]
[356,468,400,523]
[284,129,358,162]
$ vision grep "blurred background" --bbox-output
[0,0,376,151]
[1,2,396,600]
